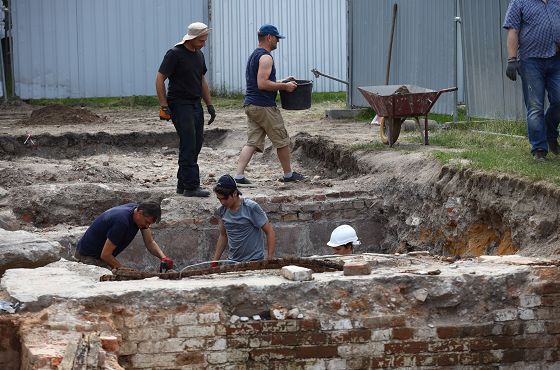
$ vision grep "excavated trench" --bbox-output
[2,106,560,368]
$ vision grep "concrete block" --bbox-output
[281,265,313,281]
[343,261,372,276]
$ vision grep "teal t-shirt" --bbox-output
[216,198,268,262]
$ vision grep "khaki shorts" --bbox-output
[244,105,290,152]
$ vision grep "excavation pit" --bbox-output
[1,104,560,368]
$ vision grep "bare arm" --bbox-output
[201,76,213,106]
[156,72,168,106]
[213,220,228,261]
[256,55,297,92]
[140,228,166,259]
[506,28,519,60]
[100,239,123,269]
[261,222,276,260]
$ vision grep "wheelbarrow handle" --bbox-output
[438,87,458,94]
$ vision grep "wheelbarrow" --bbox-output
[358,85,458,146]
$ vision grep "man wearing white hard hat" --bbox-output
[156,22,216,198]
[327,225,360,255]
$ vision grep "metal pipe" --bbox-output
[453,0,460,125]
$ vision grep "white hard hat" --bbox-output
[327,225,361,247]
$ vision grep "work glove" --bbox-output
[159,106,172,121]
[160,257,174,272]
[207,105,216,125]
[210,261,219,268]
[505,58,519,81]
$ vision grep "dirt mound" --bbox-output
[19,105,106,126]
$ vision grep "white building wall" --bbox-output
[210,0,347,94]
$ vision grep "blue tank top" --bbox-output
[244,48,277,107]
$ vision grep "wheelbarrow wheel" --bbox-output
[379,117,404,146]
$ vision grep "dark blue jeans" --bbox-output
[169,101,204,190]
[519,54,560,154]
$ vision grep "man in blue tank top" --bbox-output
[234,24,305,185]
[212,174,276,263]
[75,202,173,270]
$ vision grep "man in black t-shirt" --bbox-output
[156,22,216,198]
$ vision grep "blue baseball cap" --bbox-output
[258,24,285,39]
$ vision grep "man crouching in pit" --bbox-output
[74,201,173,270]
[212,174,275,265]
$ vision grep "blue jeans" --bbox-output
[519,54,560,154]
[169,101,204,190]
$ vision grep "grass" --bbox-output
[28,91,346,110]
[27,92,559,185]
[353,117,560,186]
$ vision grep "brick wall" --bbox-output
[15,265,560,369]
[120,191,387,269]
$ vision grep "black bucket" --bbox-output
[279,80,313,110]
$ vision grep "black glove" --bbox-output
[506,59,519,81]
[159,106,172,121]
[207,105,216,125]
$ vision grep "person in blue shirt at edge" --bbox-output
[211,174,276,266]
[74,202,173,270]
[234,24,305,185]
[503,0,560,162]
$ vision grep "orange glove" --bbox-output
[159,106,171,121]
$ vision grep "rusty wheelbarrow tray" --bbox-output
[358,85,457,146]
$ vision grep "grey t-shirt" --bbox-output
[216,198,268,262]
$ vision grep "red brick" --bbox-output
[250,347,294,361]
[227,336,249,348]
[436,326,462,339]
[299,332,328,345]
[175,352,204,365]
[545,320,560,334]
[459,352,482,365]
[532,282,560,294]
[392,327,414,340]
[225,322,263,335]
[501,321,524,336]
[261,320,298,333]
[541,294,560,306]
[435,353,459,366]
[363,315,406,329]
[468,336,514,351]
[312,211,322,220]
[327,329,371,344]
[270,333,299,346]
[313,194,327,201]
[295,345,338,359]
[462,323,495,337]
[513,334,558,349]
[299,319,320,331]
[385,341,428,354]
[429,339,467,352]
[100,336,119,353]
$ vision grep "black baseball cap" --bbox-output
[216,174,242,195]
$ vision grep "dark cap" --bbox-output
[216,174,242,195]
[258,24,285,39]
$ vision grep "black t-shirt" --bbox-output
[158,45,208,102]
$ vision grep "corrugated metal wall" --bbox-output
[460,0,524,120]
[349,0,457,114]
[11,0,346,99]
[210,0,347,94]
[12,0,206,99]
